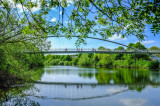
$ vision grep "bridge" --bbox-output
[28,48,160,54]
[30,35,160,62]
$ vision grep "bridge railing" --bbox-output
[49,48,150,52]
[22,48,160,54]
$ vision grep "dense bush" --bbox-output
[113,60,131,68]
[134,60,159,69]
[0,43,45,72]
[58,61,64,65]
[72,58,79,65]
[78,54,91,66]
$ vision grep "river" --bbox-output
[1,66,160,106]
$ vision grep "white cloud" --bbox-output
[16,4,25,13]
[142,40,156,44]
[107,87,128,93]
[64,21,70,24]
[120,98,147,106]
[4,0,15,6]
[124,25,130,30]
[51,17,56,22]
[60,0,74,5]
[4,0,41,13]
[59,11,62,15]
[30,5,41,12]
[108,35,127,41]
[5,0,73,12]
[65,0,74,7]
[16,4,40,13]
[67,0,74,4]
[51,7,57,11]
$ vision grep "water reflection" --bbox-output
[0,68,44,105]
[0,86,40,106]
[1,66,160,106]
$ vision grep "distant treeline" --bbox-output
[45,42,160,69]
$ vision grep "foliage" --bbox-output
[1,0,159,47]
[126,42,149,60]
[78,54,91,66]
[149,46,160,51]
[113,60,131,68]
[72,58,79,65]
[58,61,64,65]
[92,54,99,66]
[0,43,45,73]
[63,55,72,61]
[0,2,49,86]
[149,46,160,57]
[98,46,106,50]
[95,68,155,91]
[44,55,73,66]
[96,54,113,67]
[44,44,159,69]
[113,46,125,60]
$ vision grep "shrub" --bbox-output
[78,54,91,66]
[64,61,69,66]
[72,58,79,65]
[58,61,64,65]
[52,59,60,65]
[113,60,131,68]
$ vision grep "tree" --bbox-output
[1,0,159,46]
[98,46,111,51]
[114,46,125,60]
[63,55,72,61]
[125,42,149,60]
[92,54,99,66]
[98,46,106,50]
[78,54,91,66]
[0,5,49,48]
[97,54,113,67]
[149,46,160,51]
[149,46,160,57]
[0,4,49,74]
[72,57,79,65]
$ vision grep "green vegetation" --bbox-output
[80,68,160,92]
[1,0,160,88]
[0,3,51,87]
[1,0,159,46]
[45,42,160,69]
[0,68,44,105]
[0,8,48,87]
[0,43,45,87]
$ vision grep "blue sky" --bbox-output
[13,0,160,50]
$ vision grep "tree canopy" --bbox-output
[0,0,159,46]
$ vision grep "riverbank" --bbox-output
[0,72,21,88]
[44,54,160,69]
[44,44,160,69]
[0,68,44,88]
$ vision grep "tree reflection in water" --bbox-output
[1,67,160,105]
[0,85,40,106]
[79,68,160,91]
[0,68,44,105]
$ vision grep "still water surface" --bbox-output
[1,66,160,106]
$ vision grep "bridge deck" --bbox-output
[27,49,160,54]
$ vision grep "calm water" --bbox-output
[1,66,160,106]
